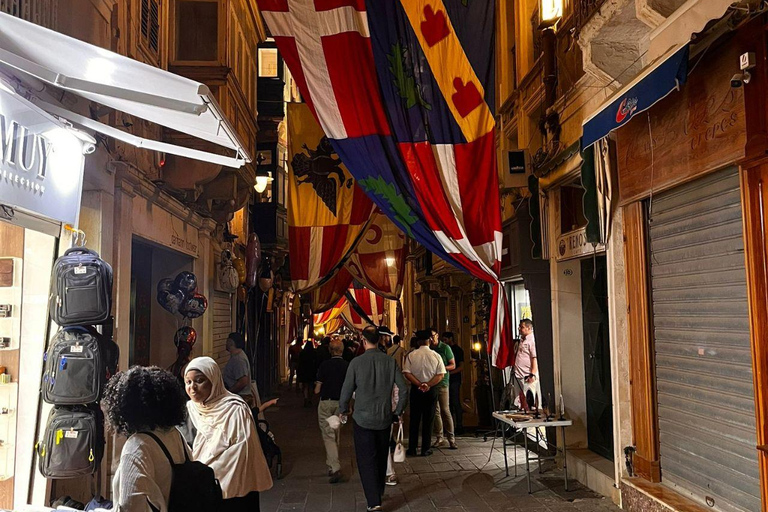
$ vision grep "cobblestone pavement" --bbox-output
[260,386,621,512]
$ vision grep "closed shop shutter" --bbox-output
[649,167,759,512]
[212,291,233,365]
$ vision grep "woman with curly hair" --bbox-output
[184,356,273,511]
[102,366,189,512]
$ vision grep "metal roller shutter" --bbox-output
[649,167,759,512]
[212,291,233,365]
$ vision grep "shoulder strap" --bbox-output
[142,431,190,466]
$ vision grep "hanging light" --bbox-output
[254,175,270,193]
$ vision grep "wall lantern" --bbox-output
[254,152,274,194]
[540,0,563,29]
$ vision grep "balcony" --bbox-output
[575,0,609,30]
[1,0,57,29]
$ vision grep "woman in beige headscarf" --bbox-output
[184,357,273,511]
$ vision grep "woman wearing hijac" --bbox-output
[184,357,273,511]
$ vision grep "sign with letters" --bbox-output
[0,87,87,226]
[556,226,605,261]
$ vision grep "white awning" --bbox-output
[648,0,733,62]
[0,12,250,167]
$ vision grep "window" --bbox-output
[141,0,161,58]
[258,48,279,78]
[505,281,532,331]
[560,180,587,234]
[175,0,218,61]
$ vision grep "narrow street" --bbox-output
[260,387,621,512]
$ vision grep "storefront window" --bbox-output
[0,221,57,508]
[505,280,532,332]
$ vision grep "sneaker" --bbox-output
[367,506,383,511]
[386,475,398,486]
[449,441,458,450]
[431,438,445,448]
[329,470,342,484]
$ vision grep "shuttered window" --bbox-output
[649,167,759,512]
[212,291,233,365]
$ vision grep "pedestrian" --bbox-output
[403,332,446,456]
[342,338,355,362]
[315,339,349,483]
[408,336,419,353]
[297,339,318,407]
[385,333,406,486]
[316,336,332,366]
[443,332,465,435]
[288,338,302,390]
[103,366,189,512]
[425,329,457,449]
[339,325,407,512]
[514,319,542,408]
[184,357,273,511]
[222,332,255,408]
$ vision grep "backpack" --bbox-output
[43,326,119,405]
[37,406,104,478]
[49,247,113,326]
[143,431,223,512]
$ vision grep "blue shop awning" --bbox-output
[582,44,689,150]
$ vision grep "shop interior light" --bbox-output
[540,0,563,27]
[472,341,482,352]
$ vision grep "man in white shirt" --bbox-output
[514,319,542,409]
[403,334,445,456]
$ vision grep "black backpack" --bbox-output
[143,431,223,512]
[37,406,104,478]
[49,247,113,326]
[43,326,119,405]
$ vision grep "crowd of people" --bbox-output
[102,321,537,512]
[287,326,474,512]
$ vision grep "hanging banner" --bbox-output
[345,211,407,300]
[287,102,374,293]
[308,267,353,314]
[259,0,514,368]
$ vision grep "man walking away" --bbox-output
[444,332,465,435]
[339,326,407,512]
[403,332,446,456]
[315,340,349,483]
[428,329,457,449]
[316,336,332,366]
[342,338,356,362]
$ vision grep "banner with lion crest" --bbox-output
[288,103,374,294]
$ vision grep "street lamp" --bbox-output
[539,0,563,29]
[254,151,273,194]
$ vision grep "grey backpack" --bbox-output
[37,406,104,478]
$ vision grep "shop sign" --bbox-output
[556,226,605,261]
[0,88,86,226]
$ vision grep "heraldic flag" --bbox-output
[259,0,514,369]
[287,102,374,296]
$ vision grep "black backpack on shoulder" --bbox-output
[49,247,113,326]
[37,405,105,478]
[143,431,223,512]
[42,326,119,405]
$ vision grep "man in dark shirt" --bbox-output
[316,336,332,366]
[444,332,465,435]
[315,340,349,483]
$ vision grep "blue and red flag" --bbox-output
[258,0,514,368]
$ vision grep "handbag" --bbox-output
[393,421,405,463]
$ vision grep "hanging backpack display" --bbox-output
[37,406,105,479]
[49,247,113,326]
[42,326,119,406]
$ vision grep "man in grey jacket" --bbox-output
[339,325,408,512]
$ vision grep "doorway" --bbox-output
[129,238,193,368]
[580,255,613,460]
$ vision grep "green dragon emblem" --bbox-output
[358,175,418,237]
[387,43,431,111]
